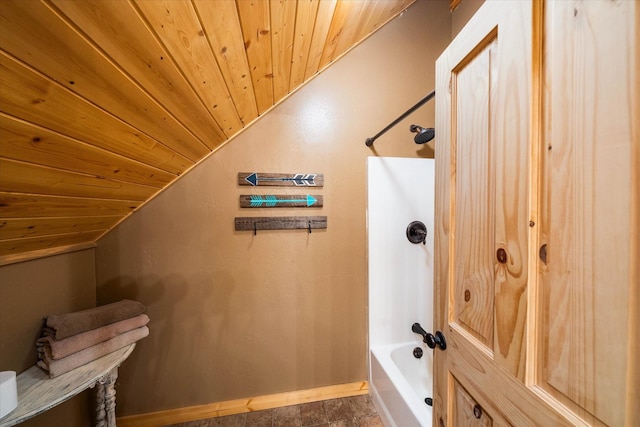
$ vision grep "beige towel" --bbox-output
[43,299,146,340]
[37,314,149,360]
[37,326,149,378]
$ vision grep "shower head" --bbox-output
[410,124,435,144]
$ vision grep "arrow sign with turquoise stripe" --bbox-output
[240,194,323,208]
[238,172,324,187]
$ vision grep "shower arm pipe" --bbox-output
[365,90,435,147]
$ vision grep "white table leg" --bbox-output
[95,368,118,427]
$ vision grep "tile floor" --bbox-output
[164,395,384,427]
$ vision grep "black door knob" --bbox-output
[425,331,447,350]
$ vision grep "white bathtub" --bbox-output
[370,342,433,427]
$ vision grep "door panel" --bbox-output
[453,38,496,352]
[538,1,638,426]
[452,378,493,427]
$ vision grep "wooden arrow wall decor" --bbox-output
[236,171,326,234]
[238,172,324,187]
[240,194,323,208]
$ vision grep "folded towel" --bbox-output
[37,314,149,360]
[43,300,146,340]
[37,326,149,378]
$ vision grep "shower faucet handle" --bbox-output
[406,221,427,244]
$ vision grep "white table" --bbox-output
[0,343,135,427]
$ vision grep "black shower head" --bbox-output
[409,124,435,144]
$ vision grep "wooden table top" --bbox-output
[0,343,135,427]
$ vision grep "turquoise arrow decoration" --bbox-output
[249,195,318,207]
[240,194,322,208]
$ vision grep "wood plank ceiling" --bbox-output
[0,0,415,264]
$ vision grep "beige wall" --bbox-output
[0,249,96,426]
[452,0,485,38]
[95,0,451,417]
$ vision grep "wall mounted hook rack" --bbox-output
[235,216,327,234]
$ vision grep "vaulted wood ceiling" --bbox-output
[0,0,415,264]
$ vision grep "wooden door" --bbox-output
[434,1,638,426]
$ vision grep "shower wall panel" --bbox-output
[367,157,435,348]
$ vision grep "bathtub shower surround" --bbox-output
[367,157,435,427]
